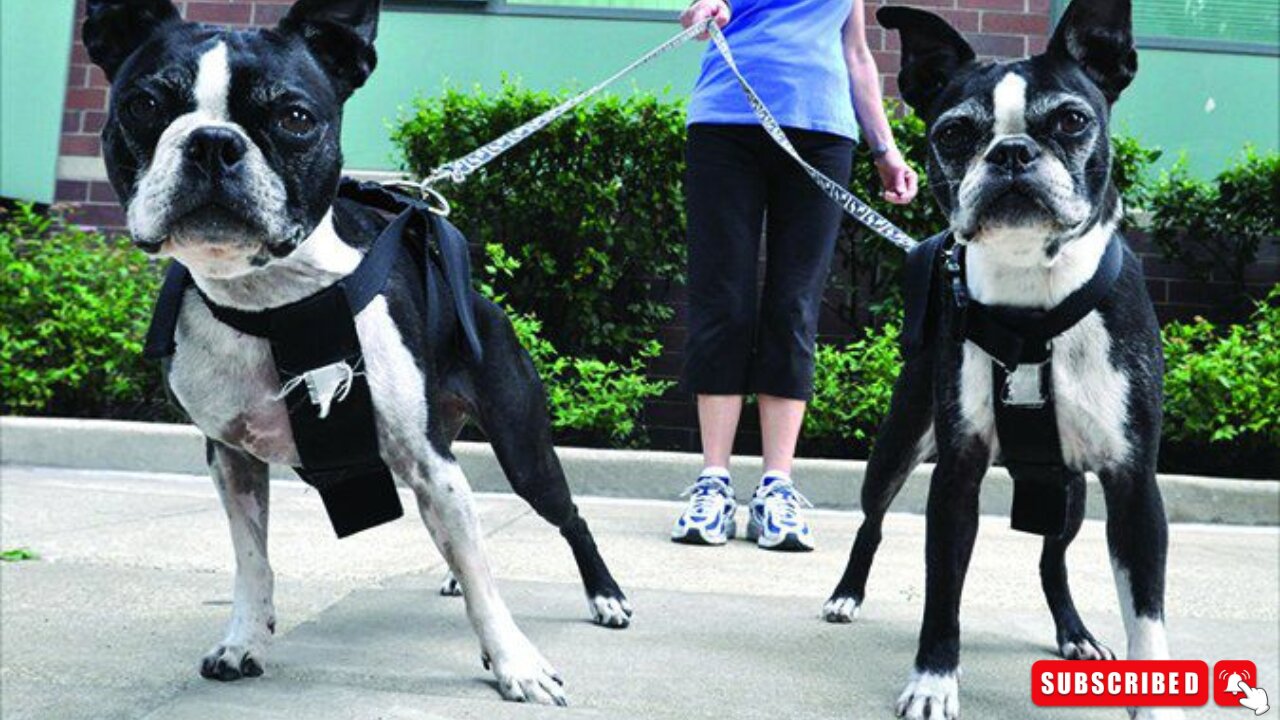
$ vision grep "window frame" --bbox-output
[1050,0,1279,57]
[385,0,683,23]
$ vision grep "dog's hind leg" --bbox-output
[434,401,468,598]
[201,440,274,681]
[1041,472,1114,660]
[469,300,631,628]
[823,357,934,623]
[1100,464,1179,720]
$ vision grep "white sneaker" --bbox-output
[746,474,815,552]
[671,472,737,546]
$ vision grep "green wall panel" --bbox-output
[1112,48,1280,178]
[0,0,76,203]
[342,11,703,170]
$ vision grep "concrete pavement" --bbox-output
[1,465,1277,720]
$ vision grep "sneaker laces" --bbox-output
[680,476,732,517]
[758,479,813,524]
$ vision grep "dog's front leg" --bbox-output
[201,440,274,681]
[1100,464,1181,720]
[407,451,567,706]
[896,439,989,720]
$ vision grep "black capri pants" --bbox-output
[682,123,854,400]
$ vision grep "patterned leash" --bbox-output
[388,20,918,252]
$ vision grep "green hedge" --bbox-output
[0,203,668,444]
[803,288,1280,460]
[1162,285,1280,448]
[0,204,167,419]
[393,82,687,361]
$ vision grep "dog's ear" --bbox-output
[278,0,381,99]
[1047,0,1137,103]
[83,0,181,81]
[877,6,975,117]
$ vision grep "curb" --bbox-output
[2,416,1276,526]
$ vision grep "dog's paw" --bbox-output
[822,595,861,624]
[1060,632,1115,661]
[483,636,567,706]
[895,669,959,720]
[1129,707,1185,720]
[199,642,265,681]
[439,571,463,597]
[588,592,633,629]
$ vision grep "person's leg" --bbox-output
[745,128,854,551]
[682,123,768,469]
[673,124,767,545]
[698,394,744,470]
[759,394,805,476]
[753,128,854,463]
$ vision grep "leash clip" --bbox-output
[382,176,452,217]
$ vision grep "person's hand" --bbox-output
[681,0,731,40]
[875,147,919,205]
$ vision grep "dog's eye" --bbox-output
[126,94,160,123]
[934,121,975,152]
[278,107,317,136]
[1055,110,1091,135]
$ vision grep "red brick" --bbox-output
[88,66,109,88]
[65,87,107,110]
[67,203,127,230]
[959,0,1025,9]
[67,64,88,88]
[1027,34,1049,54]
[252,3,291,25]
[63,111,81,134]
[969,33,1028,57]
[60,134,101,156]
[56,180,89,202]
[185,2,252,24]
[935,8,981,32]
[81,111,108,134]
[981,11,1050,35]
[89,182,119,204]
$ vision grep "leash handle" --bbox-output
[399,19,918,252]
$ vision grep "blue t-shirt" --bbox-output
[687,0,858,140]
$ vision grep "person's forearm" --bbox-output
[847,49,895,153]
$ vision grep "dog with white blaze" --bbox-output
[82,0,634,705]
[821,1,1179,719]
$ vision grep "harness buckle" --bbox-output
[1001,362,1047,408]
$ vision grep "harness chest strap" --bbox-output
[143,180,482,538]
[902,233,1125,538]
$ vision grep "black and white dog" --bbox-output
[822,1,1177,718]
[83,0,631,704]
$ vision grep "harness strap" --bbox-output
[958,236,1124,367]
[144,180,482,361]
[900,231,951,359]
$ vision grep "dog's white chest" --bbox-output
[958,311,1131,470]
[167,291,429,468]
[168,293,301,465]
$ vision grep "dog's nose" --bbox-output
[184,127,247,175]
[985,136,1041,174]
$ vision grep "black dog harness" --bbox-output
[144,180,483,538]
[903,232,1124,537]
